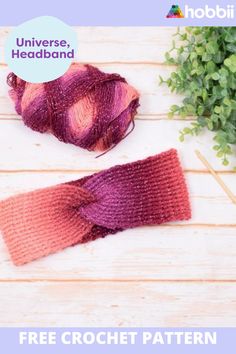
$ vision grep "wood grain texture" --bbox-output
[0,227,235,280]
[0,120,236,170]
[0,282,236,326]
[0,27,177,63]
[0,26,235,326]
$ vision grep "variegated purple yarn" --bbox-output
[7,63,140,152]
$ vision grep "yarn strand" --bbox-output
[7,63,140,152]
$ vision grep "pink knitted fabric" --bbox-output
[7,63,140,152]
[0,149,191,265]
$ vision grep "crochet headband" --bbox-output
[0,149,191,265]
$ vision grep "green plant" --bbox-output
[160,27,236,166]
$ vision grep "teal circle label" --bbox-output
[5,16,78,83]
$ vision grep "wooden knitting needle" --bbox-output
[195,150,236,204]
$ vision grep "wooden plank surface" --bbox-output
[0,26,235,326]
[0,120,236,170]
[0,27,177,63]
[0,282,235,326]
[0,227,235,280]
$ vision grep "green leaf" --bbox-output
[224,54,236,73]
[207,120,214,130]
[168,112,174,118]
[195,46,205,55]
[206,41,218,55]
[161,26,236,166]
[212,72,220,80]
[202,89,208,102]
[183,127,192,134]
[223,159,229,166]
[217,151,224,158]
[226,43,236,53]
[223,97,231,106]
[197,116,207,127]
[213,52,224,64]
[214,106,221,114]
[213,145,220,151]
[170,105,180,112]
[197,106,205,115]
[206,61,216,74]
[202,53,212,62]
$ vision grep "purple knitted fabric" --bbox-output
[7,63,140,152]
[0,149,191,265]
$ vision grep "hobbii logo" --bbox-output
[185,4,234,19]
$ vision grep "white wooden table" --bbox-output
[0,27,235,326]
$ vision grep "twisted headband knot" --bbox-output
[0,149,191,265]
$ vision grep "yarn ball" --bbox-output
[7,63,140,152]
